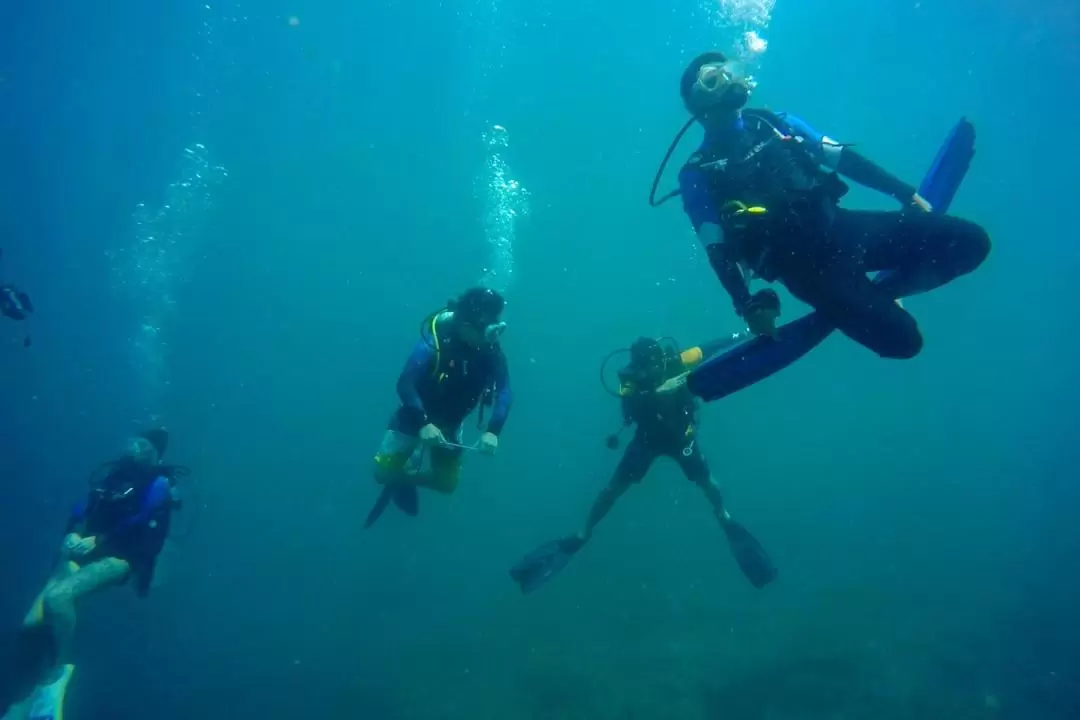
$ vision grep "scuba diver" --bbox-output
[1,250,34,348]
[2,428,185,720]
[649,52,990,380]
[509,334,776,594]
[365,286,513,528]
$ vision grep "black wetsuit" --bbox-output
[678,109,991,359]
[614,367,710,487]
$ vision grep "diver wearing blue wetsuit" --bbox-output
[366,287,513,527]
[669,52,990,359]
[2,429,183,718]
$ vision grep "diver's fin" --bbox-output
[687,312,834,402]
[509,536,583,594]
[391,485,419,517]
[1,625,64,720]
[26,665,74,720]
[10,625,57,698]
[870,120,974,292]
[16,293,32,314]
[364,487,394,529]
[917,117,975,215]
[722,519,777,589]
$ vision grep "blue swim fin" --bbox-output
[917,117,975,215]
[687,312,833,402]
[26,665,74,720]
[689,118,976,404]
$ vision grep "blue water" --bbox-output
[1,0,1078,717]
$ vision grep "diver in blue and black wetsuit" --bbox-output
[2,429,184,720]
[652,51,990,361]
[365,287,513,528]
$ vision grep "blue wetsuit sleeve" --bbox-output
[781,113,830,165]
[396,341,435,426]
[784,112,915,200]
[485,353,512,436]
[677,164,718,231]
[118,476,172,529]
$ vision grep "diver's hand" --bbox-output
[743,289,780,338]
[69,536,97,557]
[909,193,932,213]
[478,431,499,456]
[655,373,688,395]
[419,423,447,446]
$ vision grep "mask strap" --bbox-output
[649,117,697,207]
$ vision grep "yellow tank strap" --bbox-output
[430,312,443,378]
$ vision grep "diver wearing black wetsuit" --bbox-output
[602,338,721,507]
[508,336,775,594]
[670,52,991,359]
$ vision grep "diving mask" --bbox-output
[441,311,506,344]
[692,61,754,110]
[125,437,159,466]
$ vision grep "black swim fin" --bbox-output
[722,519,777,589]
[391,485,419,516]
[364,485,420,529]
[364,487,394,529]
[509,536,583,594]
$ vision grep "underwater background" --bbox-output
[1,0,1079,717]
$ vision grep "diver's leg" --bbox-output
[678,442,777,587]
[833,209,990,298]
[674,441,730,522]
[427,440,464,494]
[41,557,130,672]
[576,434,656,545]
[371,426,422,485]
[782,262,925,359]
[23,558,79,628]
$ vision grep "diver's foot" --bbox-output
[562,533,588,554]
[38,665,66,686]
